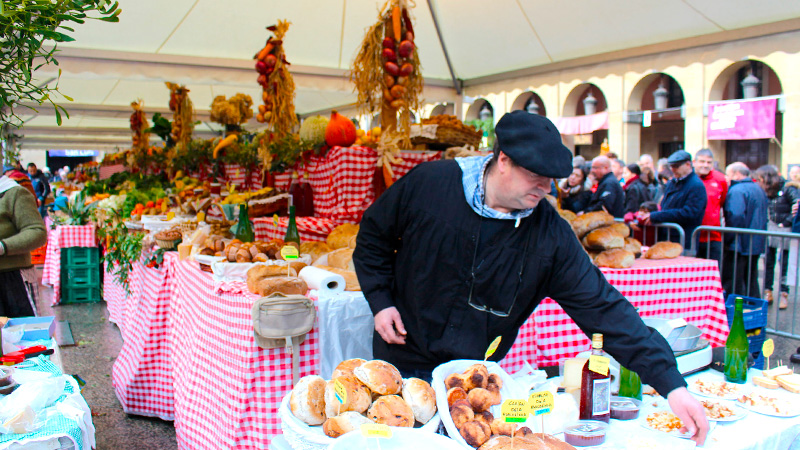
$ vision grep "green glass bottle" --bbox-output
[284,205,301,248]
[618,366,642,400]
[234,203,255,243]
[724,296,749,383]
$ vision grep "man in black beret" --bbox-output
[354,110,708,445]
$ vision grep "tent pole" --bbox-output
[427,0,461,96]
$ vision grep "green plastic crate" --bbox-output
[60,247,99,267]
[61,285,102,304]
[61,265,100,289]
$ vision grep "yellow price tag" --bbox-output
[485,336,502,361]
[196,212,205,223]
[280,246,299,260]
[166,211,175,221]
[334,379,347,405]
[501,399,529,423]
[588,355,610,376]
[361,423,392,439]
[273,214,280,227]
[528,391,554,416]
[762,339,775,358]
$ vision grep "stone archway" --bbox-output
[510,91,546,116]
[562,84,608,159]
[625,73,686,165]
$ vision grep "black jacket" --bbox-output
[623,177,652,215]
[561,189,592,214]
[725,178,768,255]
[29,170,50,201]
[767,179,800,227]
[354,160,685,396]
[649,171,707,247]
[585,173,624,218]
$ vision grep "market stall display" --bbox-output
[41,224,97,305]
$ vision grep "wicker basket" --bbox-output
[155,237,180,250]
[411,124,482,148]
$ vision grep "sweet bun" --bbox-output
[644,241,683,259]
[366,395,414,427]
[468,388,497,412]
[323,411,374,438]
[447,386,468,407]
[624,237,642,258]
[353,360,403,395]
[572,211,615,238]
[332,358,366,380]
[487,373,502,388]
[445,373,467,391]
[463,364,489,391]
[324,376,371,418]
[594,249,635,269]
[402,377,437,424]
[327,248,355,271]
[474,410,494,428]
[490,418,515,436]
[459,420,492,448]
[582,227,624,250]
[486,383,502,405]
[300,241,332,263]
[290,375,326,425]
[449,399,474,429]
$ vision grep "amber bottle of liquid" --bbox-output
[579,333,611,423]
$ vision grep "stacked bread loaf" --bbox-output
[569,211,638,268]
[198,238,292,262]
[289,359,437,438]
[246,264,308,296]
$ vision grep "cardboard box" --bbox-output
[2,316,55,342]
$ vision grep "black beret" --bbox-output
[495,110,573,179]
[666,150,692,165]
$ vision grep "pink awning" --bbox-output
[553,111,609,135]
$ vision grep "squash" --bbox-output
[299,115,330,147]
[324,110,357,148]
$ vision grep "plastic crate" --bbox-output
[61,285,102,304]
[60,247,99,268]
[31,244,47,265]
[725,295,768,331]
[61,265,100,289]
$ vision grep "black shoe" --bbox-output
[791,354,800,365]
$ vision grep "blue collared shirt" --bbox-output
[455,155,534,221]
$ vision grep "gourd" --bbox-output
[324,110,357,148]
[299,115,329,147]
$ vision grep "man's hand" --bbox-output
[668,387,709,446]
[374,307,407,345]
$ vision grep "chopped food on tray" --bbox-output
[645,411,684,433]
[693,379,740,397]
[738,393,793,415]
[700,400,736,419]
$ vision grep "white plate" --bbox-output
[737,393,800,418]
[698,400,748,422]
[193,254,223,265]
[687,379,745,400]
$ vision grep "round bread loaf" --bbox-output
[327,223,359,249]
[447,386,468,407]
[290,375,326,425]
[401,377,437,424]
[459,420,491,448]
[324,376,372,418]
[594,249,635,269]
[582,227,625,250]
[332,358,366,380]
[327,248,355,271]
[322,411,374,438]
[449,399,474,429]
[353,360,403,395]
[644,241,683,259]
[624,237,642,258]
[572,211,616,238]
[366,395,414,427]
[607,222,631,238]
[300,241,332,263]
[463,364,489,391]
[468,388,497,412]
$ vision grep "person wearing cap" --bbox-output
[639,150,707,250]
[355,110,709,445]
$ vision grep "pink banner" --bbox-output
[707,98,776,140]
[553,111,609,136]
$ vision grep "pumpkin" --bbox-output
[325,110,357,148]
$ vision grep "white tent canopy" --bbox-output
[12,0,800,151]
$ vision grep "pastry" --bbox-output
[366,395,414,427]
[353,360,403,395]
[290,375,326,425]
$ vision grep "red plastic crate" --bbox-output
[31,244,47,265]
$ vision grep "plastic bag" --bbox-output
[0,376,66,434]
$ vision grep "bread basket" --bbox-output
[153,229,182,250]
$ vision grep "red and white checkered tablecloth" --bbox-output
[104,261,127,327]
[222,163,261,190]
[41,224,96,305]
[99,164,126,180]
[253,216,338,242]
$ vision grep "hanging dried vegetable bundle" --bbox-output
[350,0,423,147]
[165,81,195,149]
[210,94,254,127]
[129,99,150,153]
[254,20,297,139]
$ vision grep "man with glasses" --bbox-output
[639,150,707,251]
[355,111,708,445]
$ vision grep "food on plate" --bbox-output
[327,223,359,249]
[624,237,642,258]
[763,365,793,379]
[324,376,371,418]
[290,375,327,425]
[254,276,308,296]
[644,241,683,259]
[331,358,366,380]
[460,420,492,448]
[353,360,403,395]
[402,377,437,424]
[447,386,469,407]
[327,247,355,271]
[300,241,331,263]
[700,400,736,419]
[315,265,361,291]
[776,374,800,393]
[594,249,635,268]
[582,227,625,250]
[752,376,779,389]
[367,394,415,427]
[564,420,608,446]
[571,211,615,238]
[645,411,683,433]
[322,411,374,438]
[692,379,741,397]
[737,393,795,415]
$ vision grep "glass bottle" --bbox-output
[300,172,315,217]
[724,296,749,383]
[288,172,302,214]
[580,333,611,423]
[234,203,255,243]
[618,366,642,400]
[284,205,301,248]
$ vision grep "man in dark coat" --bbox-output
[723,162,768,299]
[640,150,706,251]
[354,111,708,445]
[585,156,624,217]
[26,163,50,218]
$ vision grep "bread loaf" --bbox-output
[623,237,642,258]
[595,249,635,269]
[332,358,366,380]
[353,360,403,395]
[327,223,359,250]
[402,377,437,424]
[324,376,371,418]
[246,265,298,295]
[300,241,332,263]
[366,395,414,427]
[644,241,683,259]
[606,222,631,238]
[290,375,326,425]
[255,276,308,296]
[322,411,373,438]
[572,211,615,238]
[327,248,355,271]
[582,227,625,250]
[558,209,577,223]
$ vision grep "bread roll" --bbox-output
[324,376,371,418]
[366,395,414,427]
[327,248,355,271]
[332,358,366,380]
[572,211,616,238]
[487,373,502,389]
[490,418,515,436]
[290,375,326,425]
[317,265,360,291]
[468,388,498,412]
[214,239,225,253]
[300,241,332,263]
[248,245,260,259]
[486,382,501,405]
[255,276,308,296]
[474,410,494,428]
[323,411,374,438]
[594,249,635,269]
[607,222,631,238]
[402,377,437,424]
[353,360,403,395]
[288,261,307,273]
[199,247,215,256]
[227,244,239,262]
[447,387,468,407]
[582,227,624,250]
[644,241,683,259]
[463,364,490,391]
[558,209,577,223]
[327,223,359,250]
[459,420,492,448]
[450,399,474,429]
[624,237,642,258]
[445,373,467,391]
[254,253,268,262]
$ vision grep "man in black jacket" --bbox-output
[354,111,708,444]
[26,163,50,218]
[585,156,624,217]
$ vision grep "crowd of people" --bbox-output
[558,148,800,309]
[2,161,57,218]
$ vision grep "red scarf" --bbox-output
[623,174,639,191]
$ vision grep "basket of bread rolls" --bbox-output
[279,358,440,450]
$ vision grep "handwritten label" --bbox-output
[762,339,775,358]
[528,391,554,416]
[361,423,392,438]
[588,355,610,376]
[485,336,502,361]
[334,379,347,405]
[196,212,205,223]
[280,246,299,260]
[501,399,529,423]
[273,214,280,227]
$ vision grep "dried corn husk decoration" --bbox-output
[254,20,297,142]
[210,94,254,126]
[350,0,423,148]
[165,82,195,149]
[376,126,404,188]
[129,99,150,154]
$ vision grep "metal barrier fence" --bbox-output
[691,225,800,340]
[614,219,686,250]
